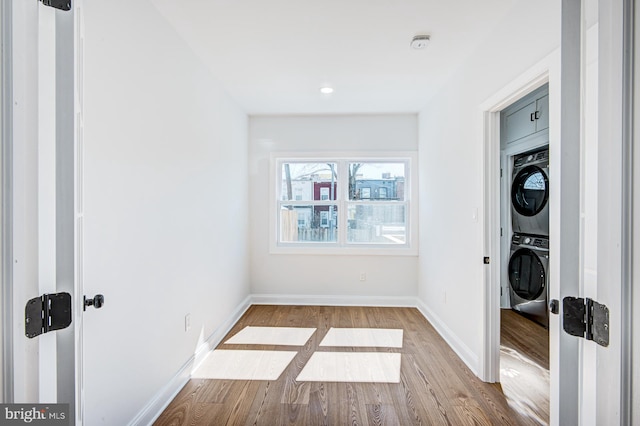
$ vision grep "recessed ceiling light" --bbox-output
[320,86,334,95]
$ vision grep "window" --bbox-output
[273,153,417,254]
[320,211,329,227]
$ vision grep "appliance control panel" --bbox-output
[512,233,549,250]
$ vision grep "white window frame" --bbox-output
[320,187,330,200]
[320,211,330,227]
[270,152,418,256]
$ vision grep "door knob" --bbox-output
[84,294,104,311]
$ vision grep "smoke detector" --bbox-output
[410,35,431,50]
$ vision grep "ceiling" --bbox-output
[149,0,516,115]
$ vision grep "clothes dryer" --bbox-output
[508,233,549,327]
[511,148,549,236]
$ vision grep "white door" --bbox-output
[579,0,631,424]
[589,0,632,423]
[5,0,82,423]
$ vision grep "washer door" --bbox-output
[511,165,549,216]
[508,248,546,300]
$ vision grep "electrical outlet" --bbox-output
[185,314,191,332]
[359,272,366,281]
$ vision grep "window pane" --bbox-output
[347,204,406,244]
[281,205,338,242]
[349,163,405,201]
[281,162,338,201]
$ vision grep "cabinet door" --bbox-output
[535,94,549,132]
[504,100,537,144]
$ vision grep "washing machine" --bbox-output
[508,233,549,327]
[511,148,549,236]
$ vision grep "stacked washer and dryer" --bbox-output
[508,148,550,327]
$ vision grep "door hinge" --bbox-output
[39,0,71,11]
[25,292,72,338]
[562,297,609,347]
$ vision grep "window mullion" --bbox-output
[337,160,348,246]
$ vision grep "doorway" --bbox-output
[498,85,551,423]
[483,1,633,424]
[479,43,568,422]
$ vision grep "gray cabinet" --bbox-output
[501,86,549,145]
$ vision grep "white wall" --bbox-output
[417,1,560,370]
[81,0,249,424]
[249,115,418,299]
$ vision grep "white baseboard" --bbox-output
[129,294,482,425]
[129,295,252,426]
[414,298,480,376]
[249,293,417,307]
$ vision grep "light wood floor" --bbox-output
[155,305,548,425]
[500,309,550,425]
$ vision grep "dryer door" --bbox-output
[508,248,546,300]
[511,165,549,217]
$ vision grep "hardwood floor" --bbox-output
[155,305,547,425]
[500,309,550,425]
[500,309,549,370]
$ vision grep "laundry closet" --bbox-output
[497,84,551,418]
[500,84,550,327]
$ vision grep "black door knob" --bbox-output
[84,294,105,311]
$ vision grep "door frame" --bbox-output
[53,4,81,422]
[1,0,13,404]
[480,62,553,384]
[481,1,582,425]
[632,1,639,422]
[2,1,82,422]
[620,0,634,423]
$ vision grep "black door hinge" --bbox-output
[562,297,609,347]
[25,292,72,338]
[39,0,71,11]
